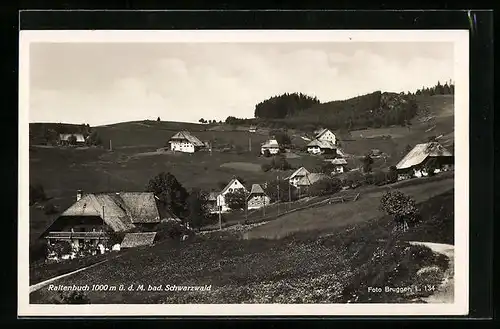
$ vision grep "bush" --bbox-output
[308,177,343,197]
[48,241,72,257]
[224,189,247,211]
[379,190,419,231]
[342,171,364,188]
[155,220,193,241]
[387,166,398,183]
[372,171,387,186]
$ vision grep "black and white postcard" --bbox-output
[19,29,469,316]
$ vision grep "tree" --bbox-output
[87,130,103,146]
[199,118,206,124]
[424,158,439,176]
[271,154,292,170]
[387,166,399,183]
[224,189,247,211]
[342,170,364,189]
[379,190,419,232]
[308,177,343,196]
[146,172,189,217]
[186,188,209,229]
[362,155,374,173]
[29,184,46,206]
[264,180,298,203]
[68,135,78,145]
[271,130,292,146]
[157,117,161,122]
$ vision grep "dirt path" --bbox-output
[409,241,455,303]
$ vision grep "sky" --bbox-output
[29,42,454,126]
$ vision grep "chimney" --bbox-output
[76,190,83,201]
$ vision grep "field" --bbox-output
[244,177,453,240]
[29,182,453,304]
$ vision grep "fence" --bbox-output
[200,192,361,232]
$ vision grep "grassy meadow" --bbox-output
[30,185,454,304]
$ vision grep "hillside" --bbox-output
[30,184,453,304]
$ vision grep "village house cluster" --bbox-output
[42,126,453,262]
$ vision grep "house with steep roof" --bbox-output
[307,139,337,155]
[42,191,178,248]
[324,158,348,174]
[285,167,311,187]
[315,128,337,145]
[261,138,280,155]
[169,131,205,153]
[59,133,86,146]
[396,142,453,179]
[215,178,248,213]
[296,173,329,189]
[247,184,270,210]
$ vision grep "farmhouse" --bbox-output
[59,133,86,146]
[216,178,248,213]
[396,142,454,179]
[296,172,329,189]
[42,191,178,249]
[315,128,337,145]
[285,167,311,187]
[249,126,257,133]
[261,138,280,155]
[324,158,348,174]
[169,131,205,153]
[306,139,337,155]
[247,184,271,210]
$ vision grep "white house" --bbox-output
[315,128,337,145]
[216,178,248,213]
[59,133,86,145]
[285,167,311,187]
[249,126,257,133]
[306,139,337,155]
[169,131,205,153]
[261,139,280,155]
[324,158,348,174]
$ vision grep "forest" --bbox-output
[225,81,454,132]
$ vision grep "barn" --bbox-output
[396,142,454,179]
[42,191,178,249]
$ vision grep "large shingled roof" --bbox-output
[55,192,175,232]
[169,131,205,147]
[307,139,336,149]
[396,142,453,170]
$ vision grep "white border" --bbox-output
[18,30,469,317]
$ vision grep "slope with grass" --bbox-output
[244,177,453,240]
[29,179,454,304]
